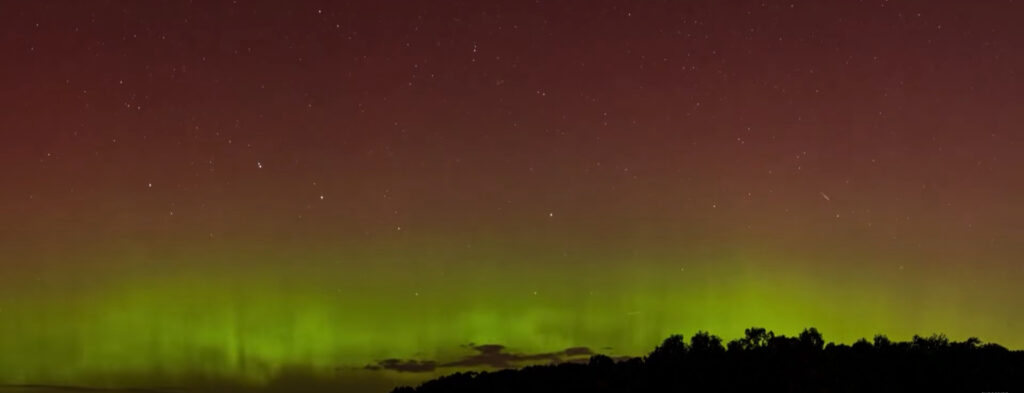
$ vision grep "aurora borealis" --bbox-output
[2,1,1023,391]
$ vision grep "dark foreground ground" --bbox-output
[393,328,1024,393]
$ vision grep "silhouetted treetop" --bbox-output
[392,327,1024,393]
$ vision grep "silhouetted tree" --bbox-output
[689,331,724,354]
[798,327,824,351]
[393,327,1024,393]
[737,327,773,350]
[913,333,950,351]
[646,334,687,366]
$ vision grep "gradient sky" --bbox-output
[1,1,1023,392]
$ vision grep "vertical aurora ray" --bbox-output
[1,242,1020,386]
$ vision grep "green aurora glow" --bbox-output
[2,242,1019,387]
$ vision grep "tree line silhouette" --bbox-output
[391,327,1023,393]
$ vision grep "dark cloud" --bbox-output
[367,345,596,373]
[442,344,558,368]
[563,346,594,356]
[470,344,505,354]
[368,359,438,373]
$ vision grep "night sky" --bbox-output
[2,1,1023,391]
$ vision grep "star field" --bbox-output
[1,1,1023,391]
